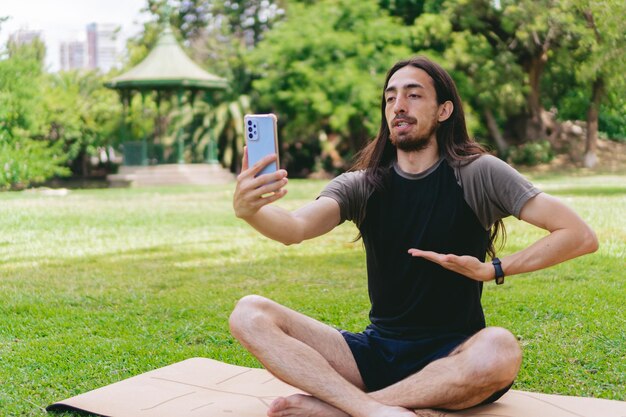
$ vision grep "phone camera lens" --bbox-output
[248,127,252,132]
[248,133,253,139]
[247,120,252,126]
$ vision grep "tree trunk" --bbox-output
[525,55,546,141]
[508,54,549,144]
[484,109,508,155]
[584,78,604,168]
[81,152,89,178]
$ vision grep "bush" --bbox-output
[0,131,70,190]
[507,140,554,166]
[599,107,626,143]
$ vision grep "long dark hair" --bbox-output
[352,56,505,258]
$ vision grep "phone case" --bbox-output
[244,114,279,177]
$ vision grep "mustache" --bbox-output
[391,115,417,126]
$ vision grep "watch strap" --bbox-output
[492,257,505,285]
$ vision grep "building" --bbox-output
[86,23,118,73]
[60,40,86,70]
[8,28,42,46]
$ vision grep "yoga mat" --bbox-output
[47,357,626,417]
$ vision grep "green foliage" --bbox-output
[380,0,445,24]
[539,0,626,145]
[498,0,577,57]
[141,0,285,45]
[248,0,412,169]
[442,0,581,143]
[569,0,626,143]
[565,0,626,86]
[0,131,69,190]
[117,0,625,173]
[541,47,589,121]
[42,71,122,164]
[0,175,624,415]
[0,31,124,187]
[599,96,626,142]
[507,140,554,166]
[199,94,250,170]
[7,33,46,63]
[5,0,622,182]
[212,0,286,46]
[0,42,71,188]
[0,42,46,135]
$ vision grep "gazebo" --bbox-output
[105,27,232,186]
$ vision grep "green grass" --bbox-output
[0,174,625,416]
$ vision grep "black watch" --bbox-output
[492,258,505,285]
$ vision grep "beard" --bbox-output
[392,134,431,152]
[390,120,438,152]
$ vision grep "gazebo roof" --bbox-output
[105,27,228,91]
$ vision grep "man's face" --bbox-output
[384,65,442,152]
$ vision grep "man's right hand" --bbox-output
[233,146,289,219]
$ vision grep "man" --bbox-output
[230,56,598,417]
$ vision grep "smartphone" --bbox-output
[244,114,279,177]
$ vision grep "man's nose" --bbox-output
[393,96,407,114]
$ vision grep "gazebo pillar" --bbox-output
[140,91,149,166]
[176,89,185,164]
[207,130,219,164]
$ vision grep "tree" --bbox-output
[42,70,122,176]
[381,0,445,24]
[567,0,626,167]
[248,0,412,173]
[440,0,584,144]
[0,41,69,189]
[119,0,624,171]
[401,10,525,153]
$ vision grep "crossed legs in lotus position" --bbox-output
[229,295,522,417]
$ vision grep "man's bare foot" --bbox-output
[267,394,417,417]
[267,394,347,417]
[413,410,449,417]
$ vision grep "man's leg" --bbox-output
[228,295,416,417]
[264,326,520,416]
[371,326,523,411]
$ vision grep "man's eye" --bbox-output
[409,94,421,99]
[386,96,395,103]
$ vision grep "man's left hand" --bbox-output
[408,249,494,282]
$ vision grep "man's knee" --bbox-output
[229,295,275,341]
[473,327,522,388]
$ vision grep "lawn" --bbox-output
[0,173,624,416]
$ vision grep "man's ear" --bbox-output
[438,101,454,122]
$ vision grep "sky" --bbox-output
[0,0,151,71]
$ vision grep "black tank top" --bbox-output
[361,160,489,338]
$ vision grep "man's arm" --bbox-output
[408,193,599,281]
[233,148,341,245]
[498,193,598,276]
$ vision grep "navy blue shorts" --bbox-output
[340,325,513,405]
[340,325,469,392]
